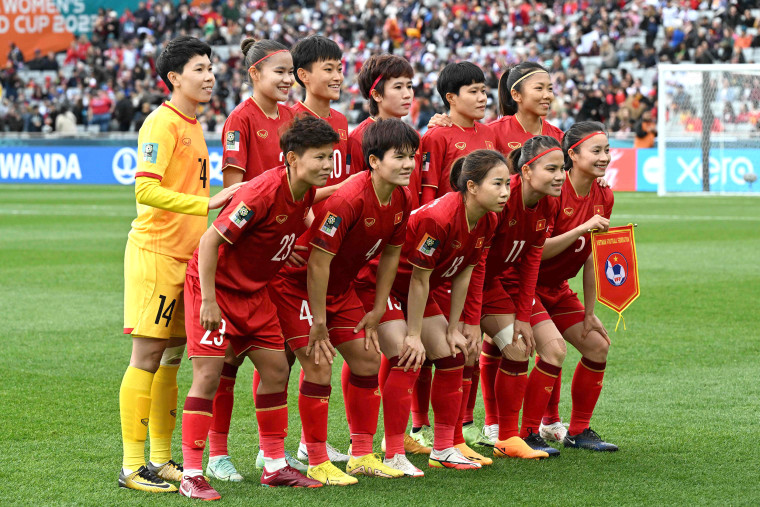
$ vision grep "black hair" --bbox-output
[156,36,212,92]
[291,35,343,88]
[562,121,609,170]
[449,149,508,195]
[279,115,340,166]
[437,62,485,111]
[357,54,414,116]
[507,135,562,175]
[498,62,550,116]
[240,38,289,84]
[362,118,420,171]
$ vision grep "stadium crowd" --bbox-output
[2,0,760,141]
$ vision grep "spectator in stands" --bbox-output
[634,111,657,149]
[55,106,78,134]
[114,91,134,131]
[88,88,113,132]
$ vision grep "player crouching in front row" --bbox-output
[179,116,339,500]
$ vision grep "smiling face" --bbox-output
[369,147,416,187]
[251,51,294,102]
[170,54,215,103]
[523,150,566,197]
[449,81,488,121]
[299,58,343,102]
[289,143,335,187]
[469,163,510,213]
[512,71,554,118]
[374,76,414,118]
[569,133,610,178]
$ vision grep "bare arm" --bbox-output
[542,214,610,260]
[197,227,226,330]
[306,247,337,364]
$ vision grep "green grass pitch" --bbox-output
[1,186,759,506]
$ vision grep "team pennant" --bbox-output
[591,224,640,331]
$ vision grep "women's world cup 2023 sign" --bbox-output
[591,224,640,331]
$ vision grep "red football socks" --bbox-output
[465,360,480,424]
[381,356,420,458]
[411,359,433,428]
[568,357,606,435]
[378,354,392,391]
[299,381,330,466]
[346,373,380,456]
[431,356,464,450]
[341,361,352,427]
[542,366,563,425]
[520,359,562,437]
[495,358,529,440]
[255,390,287,459]
[480,341,501,426]
[181,397,213,472]
[208,363,237,458]
[453,365,474,445]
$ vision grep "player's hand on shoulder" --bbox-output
[596,177,609,188]
[209,182,245,210]
[428,113,452,129]
[200,299,222,331]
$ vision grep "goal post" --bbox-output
[656,63,760,195]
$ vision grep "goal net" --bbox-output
[657,63,760,195]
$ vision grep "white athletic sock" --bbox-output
[263,457,287,472]
[184,468,203,477]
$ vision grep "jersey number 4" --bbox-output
[198,158,208,188]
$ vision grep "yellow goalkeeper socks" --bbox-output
[120,366,154,471]
[149,364,180,465]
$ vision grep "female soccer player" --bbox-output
[357,149,507,471]
[267,118,420,486]
[535,121,617,452]
[178,116,338,499]
[471,136,566,460]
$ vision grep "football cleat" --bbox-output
[409,426,434,448]
[119,466,178,493]
[297,441,350,463]
[428,447,481,470]
[260,465,323,488]
[482,424,499,443]
[179,475,221,501]
[539,420,568,443]
[463,423,495,448]
[454,443,493,466]
[306,461,358,486]
[381,434,431,455]
[383,454,424,477]
[493,436,550,460]
[563,428,619,452]
[524,432,560,457]
[147,459,184,482]
[206,455,243,482]
[255,450,307,473]
[346,453,404,478]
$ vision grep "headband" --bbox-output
[510,69,548,91]
[248,49,289,72]
[368,74,384,97]
[523,147,561,168]
[568,131,606,151]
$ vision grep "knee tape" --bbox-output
[160,345,185,366]
[492,323,514,351]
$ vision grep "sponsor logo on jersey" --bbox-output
[194,440,205,448]
[170,409,177,418]
[452,240,461,249]
[141,143,158,163]
[416,233,440,256]
[394,211,403,225]
[455,141,466,150]
[319,212,342,237]
[276,214,288,224]
[225,130,240,151]
[564,207,574,216]
[605,253,628,287]
[594,205,604,216]
[256,129,268,139]
[141,417,149,426]
[545,386,553,394]
[338,129,347,141]
[231,201,253,228]
[182,137,191,146]
[365,217,376,227]
[485,140,495,150]
[423,152,431,171]
[475,237,484,248]
[536,218,546,231]
[509,218,517,227]
[508,141,522,150]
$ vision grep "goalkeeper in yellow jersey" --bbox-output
[118,35,242,494]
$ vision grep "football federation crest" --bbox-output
[594,205,604,216]
[536,219,546,231]
[394,212,403,225]
[508,142,521,150]
[417,233,440,256]
[257,129,268,139]
[564,207,574,216]
[485,141,495,150]
[338,129,348,141]
[475,237,484,248]
[423,152,431,172]
[231,201,253,228]
[225,130,240,151]
[141,143,158,163]
[604,253,628,287]
[365,217,376,227]
[455,141,466,150]
[276,214,288,224]
[319,212,342,237]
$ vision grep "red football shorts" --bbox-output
[268,277,367,351]
[535,281,586,334]
[480,279,551,327]
[354,280,444,325]
[185,275,284,358]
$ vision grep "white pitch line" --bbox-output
[614,214,760,222]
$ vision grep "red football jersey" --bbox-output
[386,191,497,300]
[467,175,559,322]
[290,102,349,186]
[221,98,295,181]
[186,167,315,293]
[347,117,423,209]
[420,123,497,200]
[278,170,412,296]
[537,178,614,288]
[488,115,563,155]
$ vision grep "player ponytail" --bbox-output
[562,121,608,170]
[508,135,562,175]
[450,149,508,195]
[357,54,413,116]
[498,62,549,117]
[241,38,289,84]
